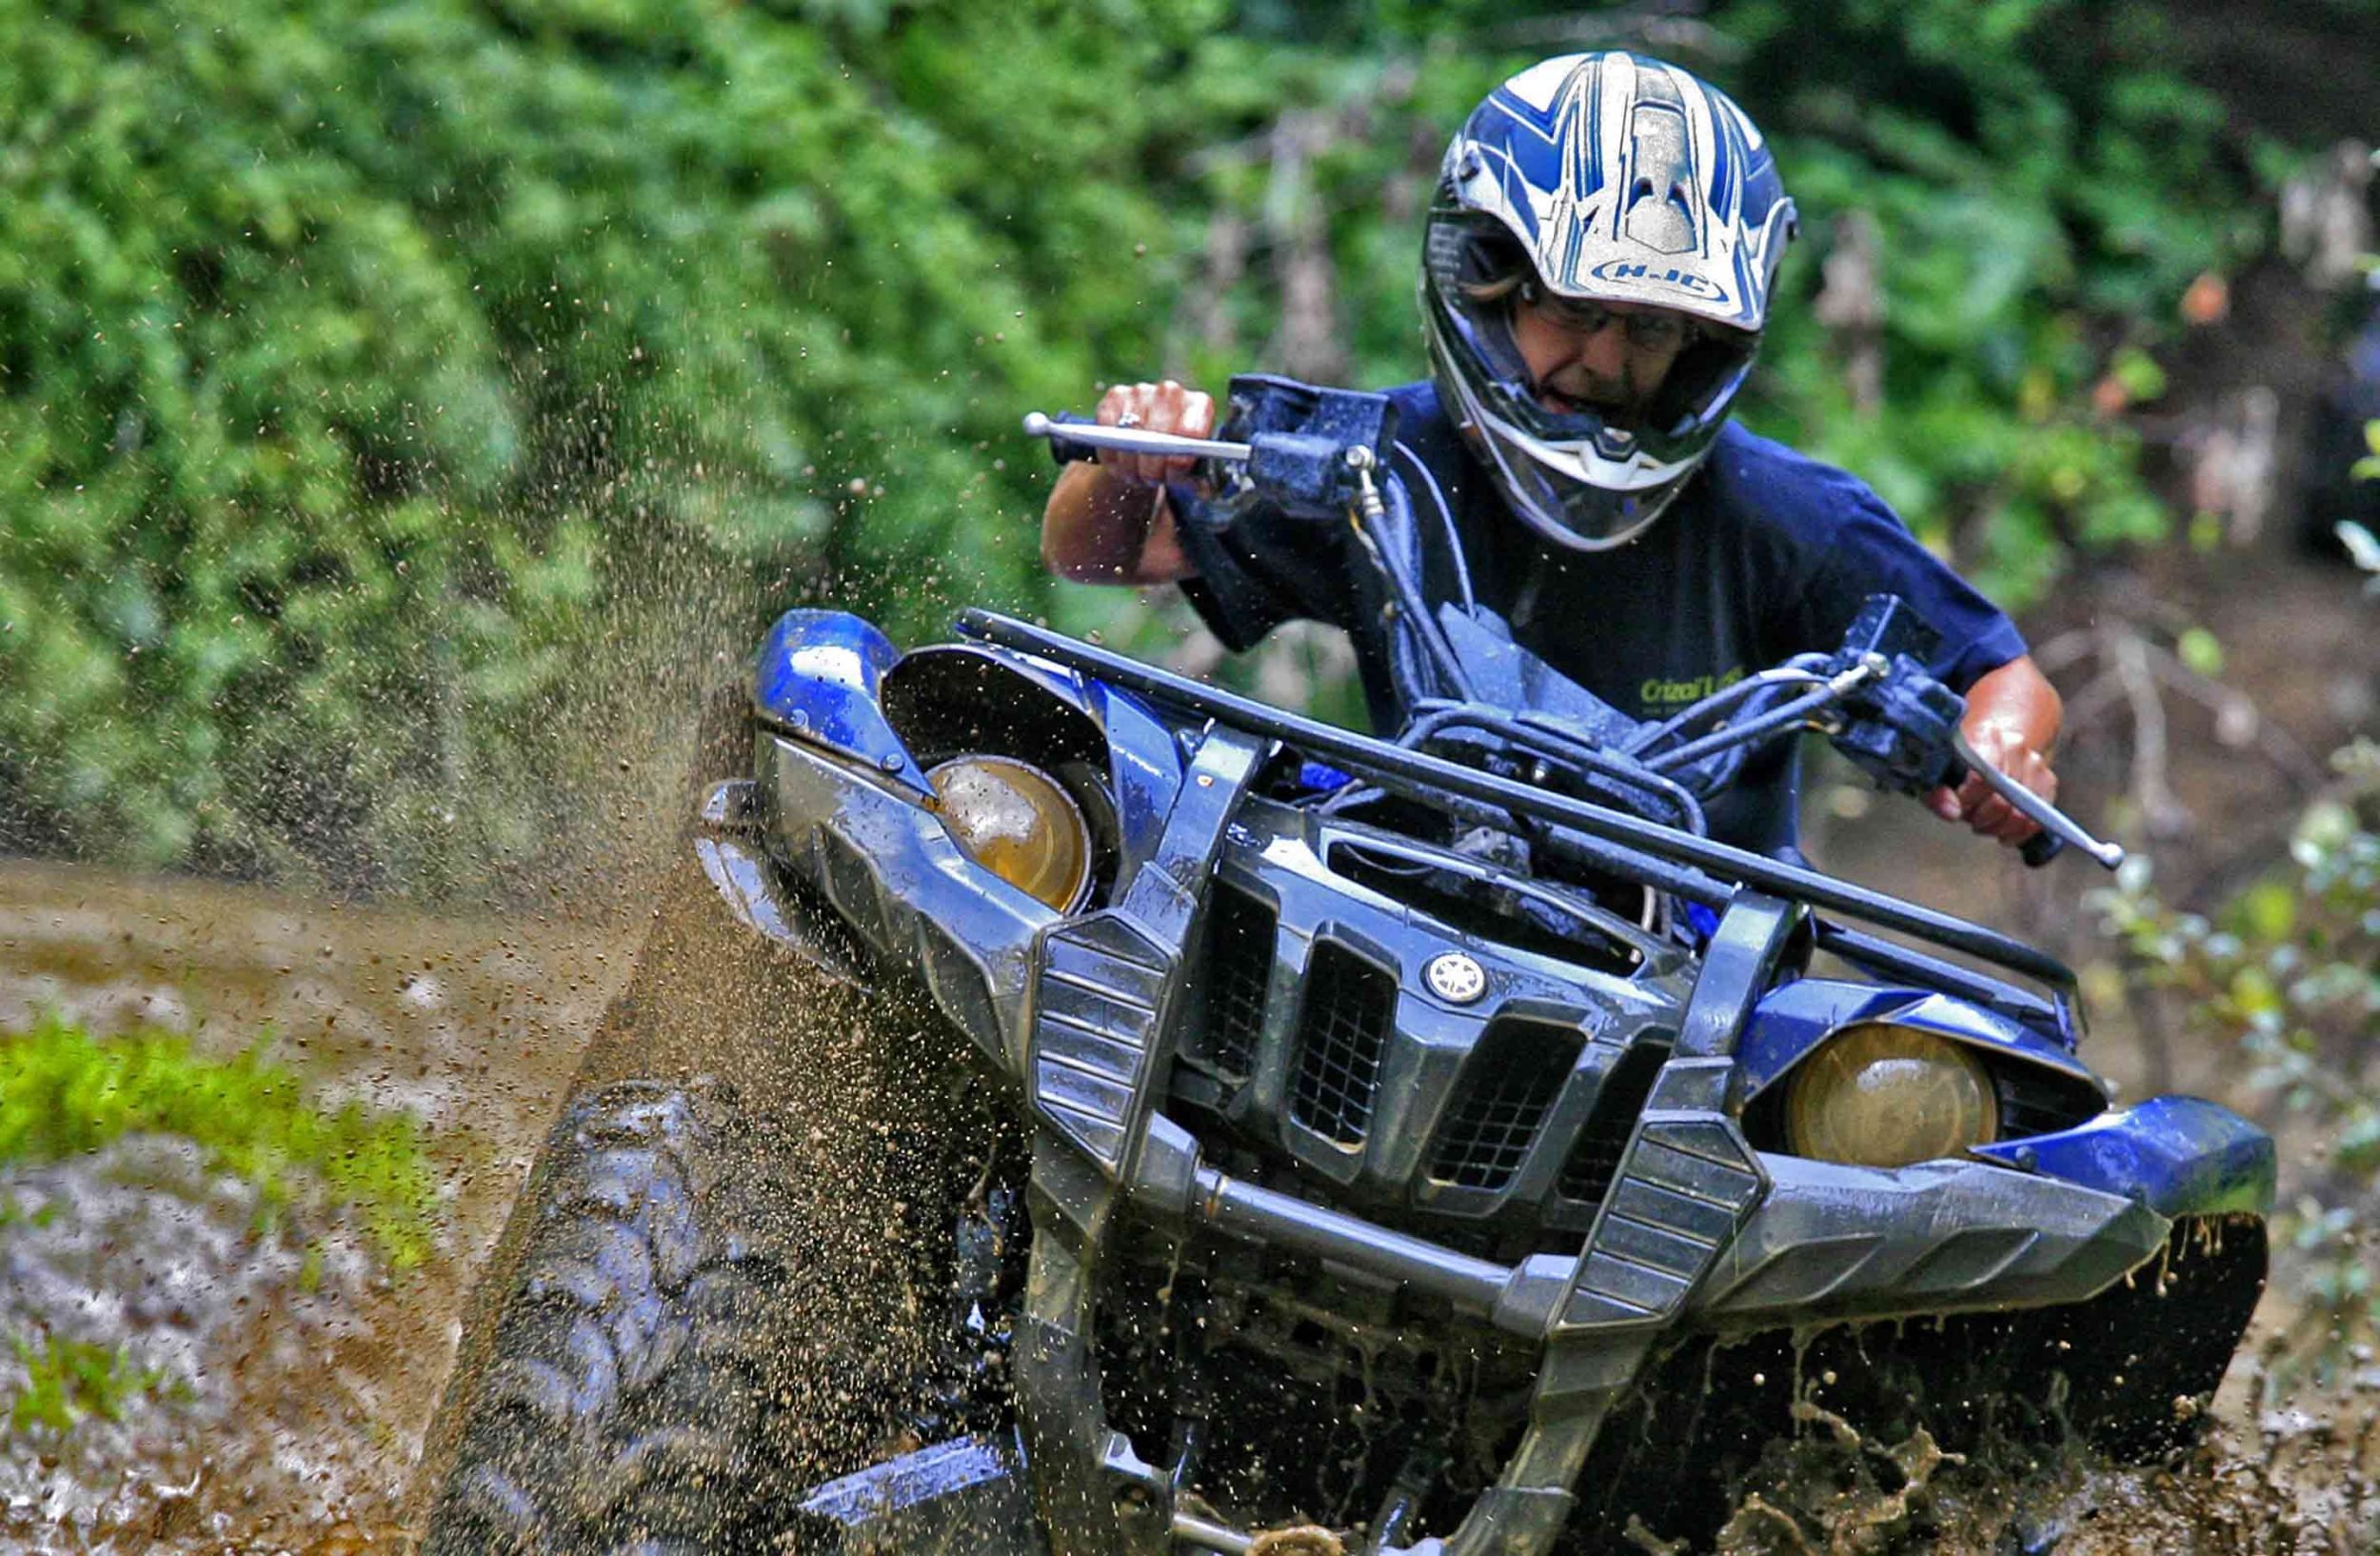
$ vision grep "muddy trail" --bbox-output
[0,770,997,1555]
[0,858,631,1550]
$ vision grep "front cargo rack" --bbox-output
[956,609,2078,1027]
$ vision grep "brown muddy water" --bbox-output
[2,852,2374,1554]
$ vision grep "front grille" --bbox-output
[1557,1040,1669,1207]
[1429,1021,1585,1190]
[1200,886,1277,1077]
[1289,945,1396,1146]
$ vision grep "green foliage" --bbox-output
[2095,471,2380,1382]
[0,1013,438,1270]
[4,1334,172,1439]
[2094,744,2380,1378]
[0,0,2289,878]
[0,0,1205,886]
[2354,422,2380,485]
[1695,0,2245,597]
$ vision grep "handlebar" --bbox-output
[1027,377,1403,524]
[1023,389,2127,873]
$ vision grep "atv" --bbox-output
[420,379,2273,1555]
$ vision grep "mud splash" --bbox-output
[1733,1421,2375,1554]
[1625,1380,2380,1554]
[0,859,633,1551]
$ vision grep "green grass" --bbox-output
[0,1011,438,1271]
[7,1335,174,1437]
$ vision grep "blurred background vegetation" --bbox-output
[4,0,2356,893]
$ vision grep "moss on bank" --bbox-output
[0,1012,438,1271]
[6,1335,178,1438]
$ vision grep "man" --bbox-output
[1042,50,2059,857]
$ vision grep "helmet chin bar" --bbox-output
[1475,426,1679,554]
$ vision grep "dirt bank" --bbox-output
[0,859,633,1552]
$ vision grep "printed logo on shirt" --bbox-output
[1638,666,1746,709]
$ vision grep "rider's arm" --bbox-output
[1040,380,1211,587]
[1746,451,2056,850]
[1041,466,1195,585]
[1927,654,2063,846]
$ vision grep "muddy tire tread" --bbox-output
[422,1081,795,1555]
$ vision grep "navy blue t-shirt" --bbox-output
[1177,381,2027,851]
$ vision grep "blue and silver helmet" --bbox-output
[1421,52,1797,549]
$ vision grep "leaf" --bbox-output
[2228,965,2281,1018]
[2336,520,2380,577]
[2242,882,2297,944]
[2109,346,2167,403]
[2176,627,2225,677]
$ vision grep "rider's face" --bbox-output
[1509,288,1696,425]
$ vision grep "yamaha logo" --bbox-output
[1425,952,1488,1005]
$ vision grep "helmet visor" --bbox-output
[1423,229,1759,466]
[1418,226,1759,549]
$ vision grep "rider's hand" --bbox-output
[1096,380,1215,488]
[1925,656,2062,848]
[1927,723,2057,846]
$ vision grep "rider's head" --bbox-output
[1421,52,1797,550]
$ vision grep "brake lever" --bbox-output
[1021,411,1254,467]
[1946,728,2124,870]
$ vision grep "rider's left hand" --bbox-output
[1924,655,2063,848]
[1927,722,2057,846]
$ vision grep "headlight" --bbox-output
[1783,1022,1999,1167]
[927,754,1092,912]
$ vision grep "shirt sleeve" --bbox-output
[1780,470,2029,694]
[1174,497,1361,652]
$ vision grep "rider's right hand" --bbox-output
[1096,380,1215,488]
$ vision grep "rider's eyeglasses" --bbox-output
[1517,280,1701,352]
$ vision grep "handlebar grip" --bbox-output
[1943,754,2069,868]
[1041,411,1101,468]
[2019,831,2065,868]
